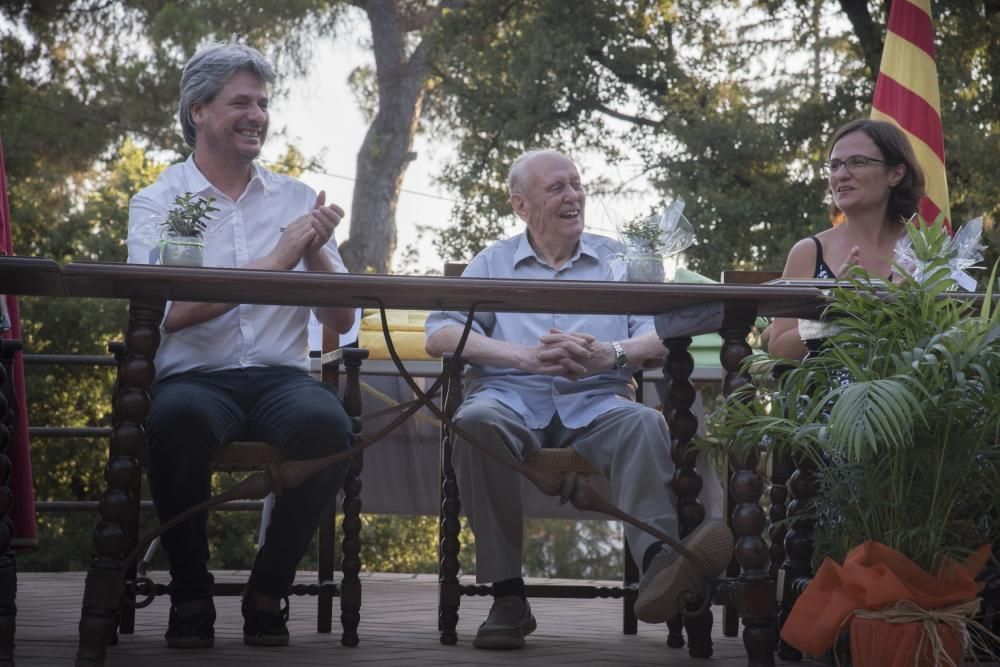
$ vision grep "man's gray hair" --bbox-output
[178,41,275,149]
[507,148,571,195]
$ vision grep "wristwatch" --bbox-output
[611,341,628,370]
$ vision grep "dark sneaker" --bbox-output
[472,596,537,650]
[165,598,216,649]
[634,519,734,624]
[242,590,290,647]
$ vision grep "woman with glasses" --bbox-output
[765,118,926,360]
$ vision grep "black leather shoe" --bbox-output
[165,598,216,649]
[473,596,537,650]
[242,588,290,647]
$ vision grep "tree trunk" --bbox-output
[837,0,883,80]
[987,0,1000,107]
[338,0,431,274]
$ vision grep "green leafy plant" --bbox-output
[704,218,1000,571]
[161,192,218,238]
[619,213,666,253]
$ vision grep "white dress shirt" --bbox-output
[127,155,348,379]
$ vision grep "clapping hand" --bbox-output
[270,190,344,269]
[836,246,861,278]
[304,191,344,254]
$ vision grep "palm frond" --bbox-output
[703,218,1000,569]
[827,378,923,459]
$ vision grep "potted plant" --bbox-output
[159,192,217,266]
[704,218,1000,665]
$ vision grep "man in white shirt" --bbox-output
[425,149,731,649]
[126,42,355,650]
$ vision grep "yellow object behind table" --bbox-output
[358,308,434,360]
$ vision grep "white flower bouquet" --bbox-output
[894,214,985,292]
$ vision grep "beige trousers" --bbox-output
[452,395,725,583]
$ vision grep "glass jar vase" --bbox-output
[160,236,205,267]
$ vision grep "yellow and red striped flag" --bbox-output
[871,0,951,231]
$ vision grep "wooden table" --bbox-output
[5,258,842,666]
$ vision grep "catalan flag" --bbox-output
[871,0,951,231]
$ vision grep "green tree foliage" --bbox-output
[2,0,334,571]
[523,519,622,580]
[19,140,160,570]
[11,0,1000,578]
[932,2,1000,278]
[6,0,460,576]
[427,0,1000,281]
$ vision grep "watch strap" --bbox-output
[611,340,627,370]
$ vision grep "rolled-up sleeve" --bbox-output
[320,236,348,274]
[628,313,656,338]
[127,191,165,266]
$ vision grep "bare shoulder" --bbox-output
[782,237,819,278]
[813,226,841,242]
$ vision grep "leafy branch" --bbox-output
[161,192,218,238]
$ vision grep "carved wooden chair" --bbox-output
[437,354,643,644]
[112,340,368,647]
[435,262,641,645]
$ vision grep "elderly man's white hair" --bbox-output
[507,149,574,196]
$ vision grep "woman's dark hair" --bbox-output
[827,119,926,224]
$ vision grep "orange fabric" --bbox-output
[780,541,990,657]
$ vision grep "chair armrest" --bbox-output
[107,341,125,364]
[440,352,469,368]
[440,353,467,418]
[320,346,370,370]
[321,348,369,423]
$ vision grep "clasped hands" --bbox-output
[527,328,616,380]
[269,190,344,270]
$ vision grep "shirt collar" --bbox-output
[180,154,214,198]
[181,154,269,200]
[248,163,269,191]
[513,231,599,269]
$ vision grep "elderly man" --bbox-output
[425,149,730,649]
[126,42,355,649]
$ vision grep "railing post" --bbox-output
[0,339,22,667]
[77,298,163,667]
[662,336,712,657]
[719,301,776,665]
[336,347,368,647]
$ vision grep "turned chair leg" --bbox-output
[438,355,464,645]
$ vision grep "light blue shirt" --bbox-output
[425,231,655,429]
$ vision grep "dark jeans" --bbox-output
[145,366,351,602]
